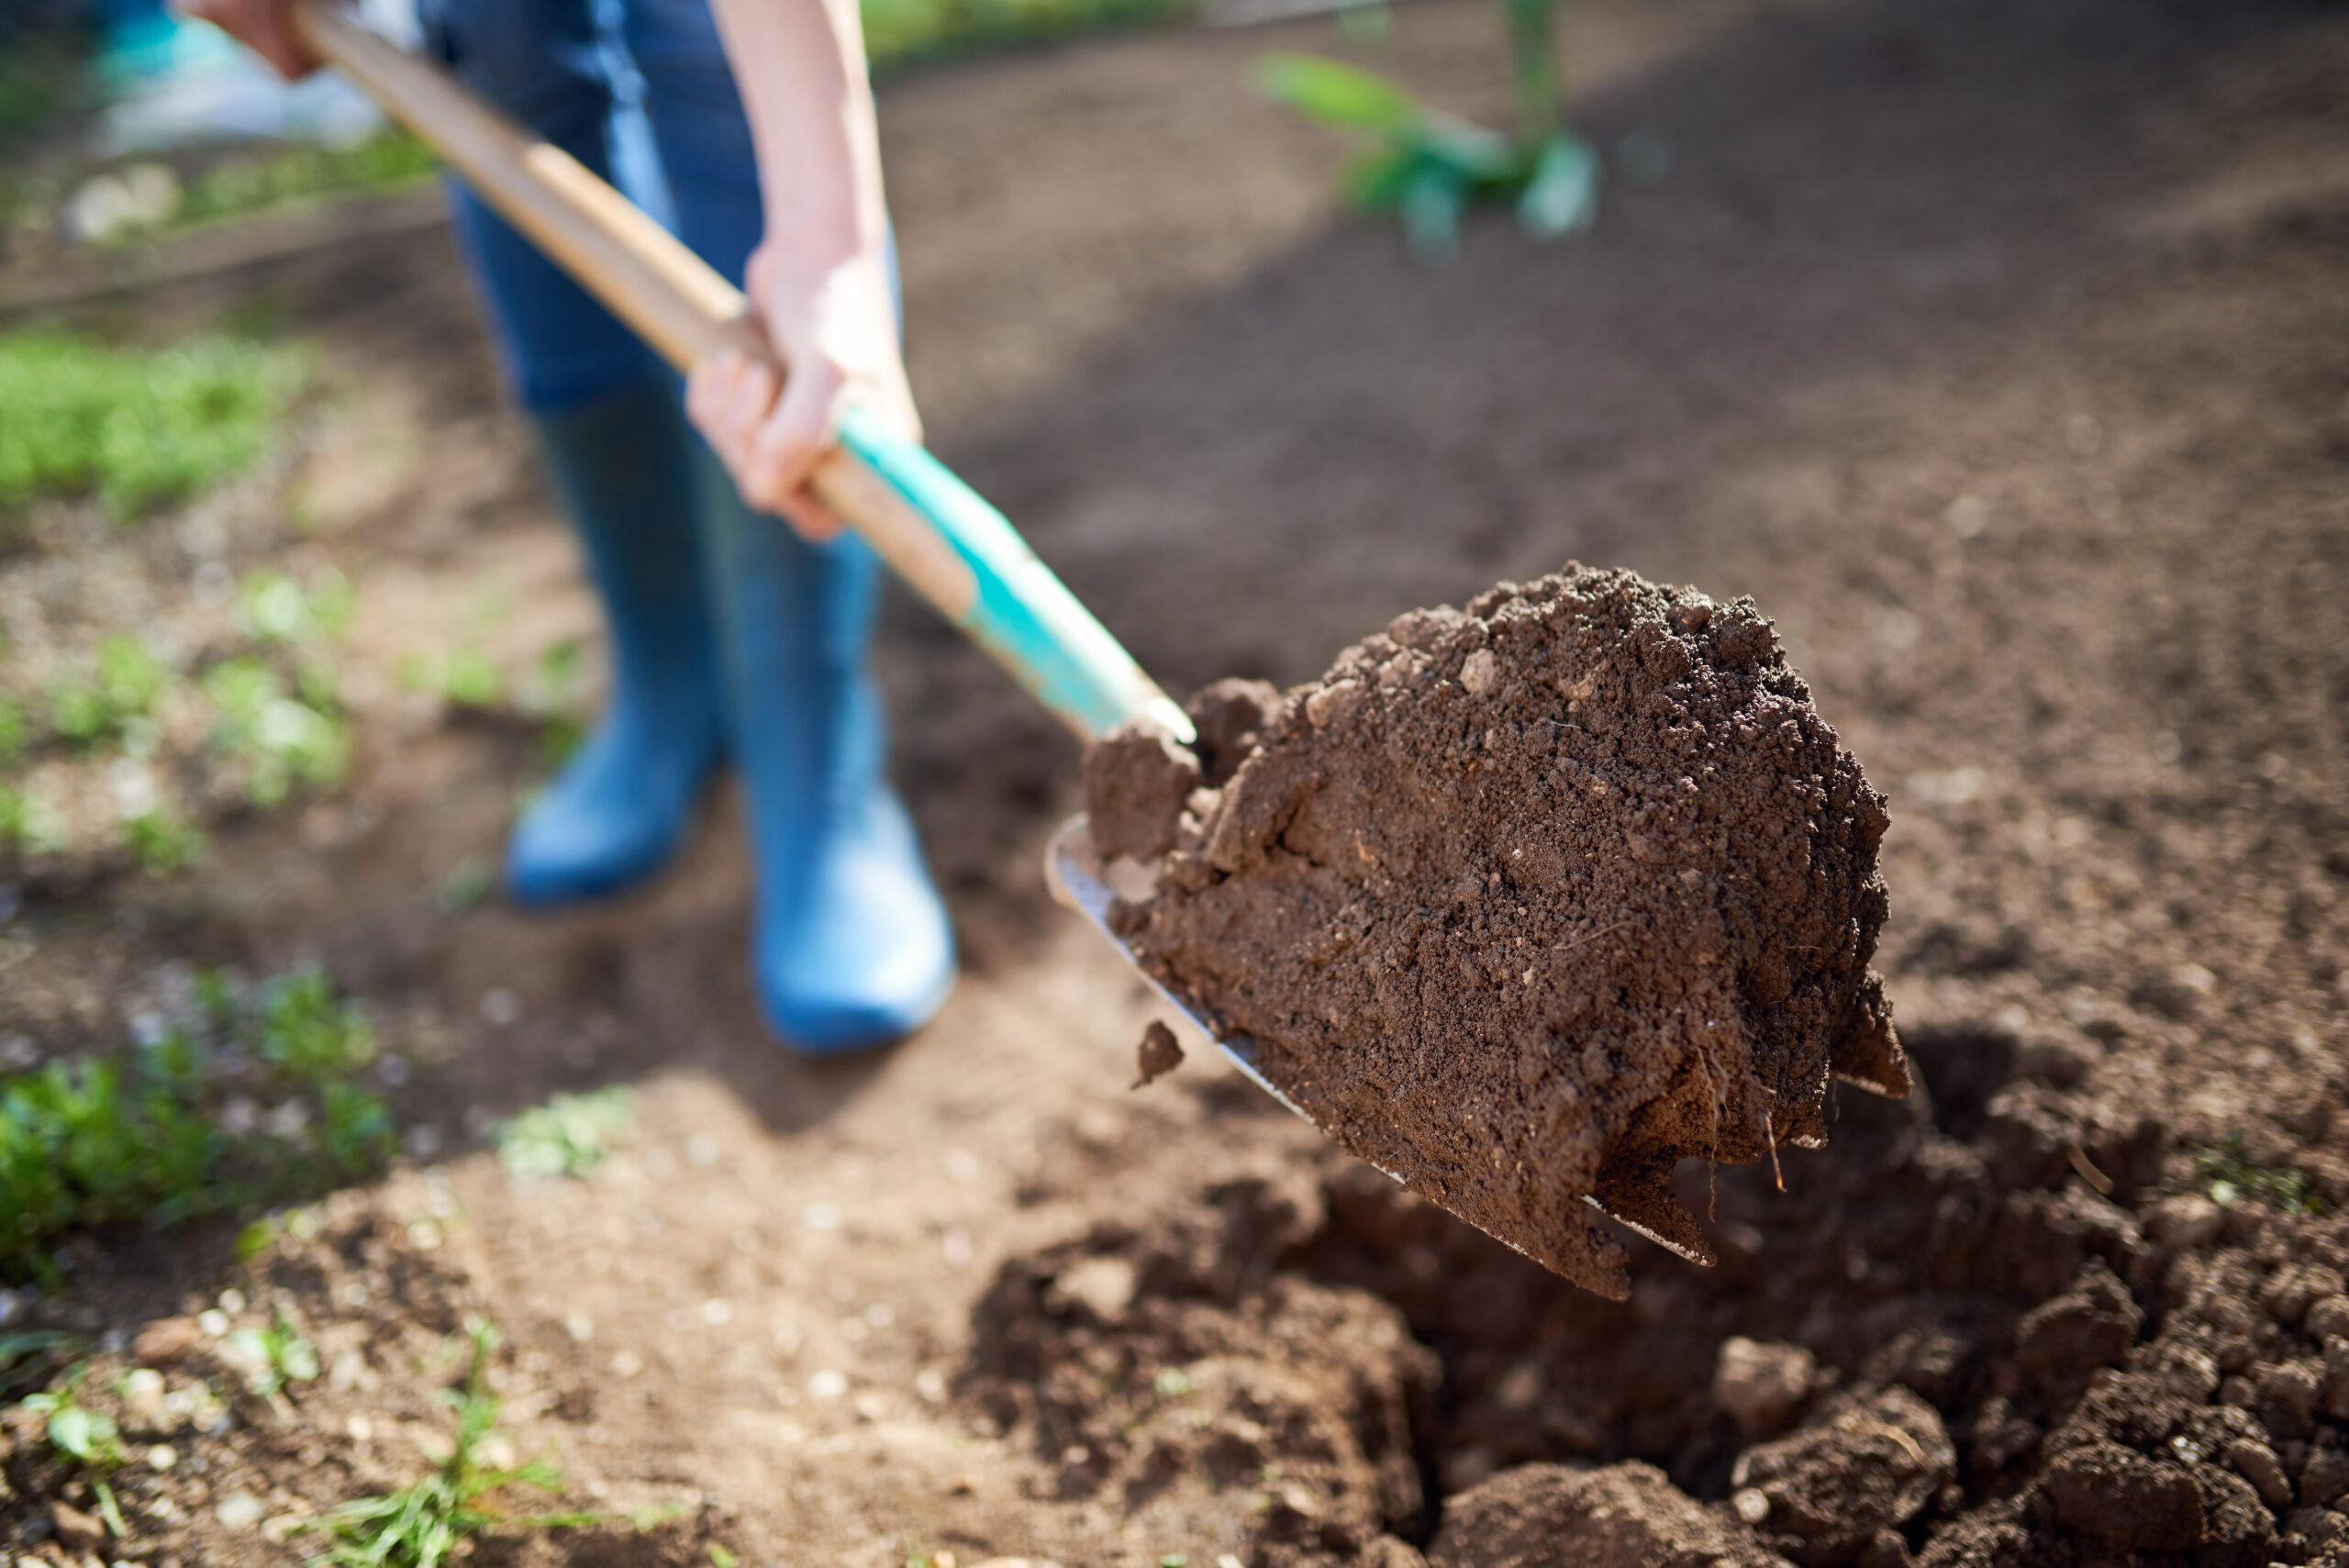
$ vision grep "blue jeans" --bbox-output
[419,0,766,411]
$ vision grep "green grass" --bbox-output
[861,0,1191,69]
[0,329,304,520]
[0,966,396,1283]
[308,1320,582,1568]
[173,130,439,231]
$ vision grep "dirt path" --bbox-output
[6,0,2349,1562]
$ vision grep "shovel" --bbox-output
[285,4,1335,1126]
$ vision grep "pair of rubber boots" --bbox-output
[506,379,954,1052]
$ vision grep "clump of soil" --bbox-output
[1132,1018,1184,1087]
[1427,1462,1787,1568]
[1084,566,1908,1296]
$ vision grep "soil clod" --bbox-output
[1086,565,1906,1293]
[1131,1018,1183,1088]
[1427,1461,1791,1568]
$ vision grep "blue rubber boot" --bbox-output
[507,381,727,906]
[691,447,956,1052]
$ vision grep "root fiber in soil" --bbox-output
[1085,566,1909,1294]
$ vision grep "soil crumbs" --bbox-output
[1089,567,1907,1296]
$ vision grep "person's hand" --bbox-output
[685,242,919,543]
[177,0,320,79]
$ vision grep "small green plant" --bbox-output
[226,1312,321,1396]
[174,131,439,230]
[0,784,67,858]
[496,1089,632,1182]
[0,967,396,1281]
[258,967,379,1081]
[321,1080,396,1177]
[0,329,304,519]
[399,648,503,711]
[520,639,589,766]
[23,1363,129,1537]
[859,0,1188,70]
[49,634,167,751]
[206,655,351,805]
[1252,0,1598,255]
[238,567,355,645]
[2198,1134,2321,1216]
[121,804,207,875]
[308,1320,579,1568]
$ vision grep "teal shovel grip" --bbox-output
[837,406,1193,745]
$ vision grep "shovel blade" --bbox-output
[1043,814,1717,1277]
[1044,814,1315,1123]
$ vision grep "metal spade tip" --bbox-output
[1045,814,1309,1121]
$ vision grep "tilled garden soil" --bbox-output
[5,0,2349,1562]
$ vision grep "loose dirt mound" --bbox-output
[1087,566,1908,1294]
[963,1162,1438,1563]
[965,1044,2349,1567]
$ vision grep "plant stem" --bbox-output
[1500,0,1562,145]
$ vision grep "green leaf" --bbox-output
[46,1403,121,1465]
[1399,163,1470,259]
[235,1216,282,1262]
[94,1478,127,1538]
[1515,130,1600,239]
[1341,146,1420,213]
[0,1331,70,1369]
[1248,53,1419,132]
[1407,114,1519,185]
[277,1324,321,1384]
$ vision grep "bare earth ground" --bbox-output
[5,0,2349,1562]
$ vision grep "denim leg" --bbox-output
[618,0,904,305]
[418,0,653,411]
[618,0,765,285]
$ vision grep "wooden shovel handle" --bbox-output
[289,0,1189,742]
[294,0,758,371]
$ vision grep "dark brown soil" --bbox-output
[4,0,2349,1562]
[1425,1462,1786,1568]
[1132,1018,1185,1087]
[1092,567,1906,1295]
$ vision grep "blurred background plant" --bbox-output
[0,965,399,1284]
[1253,0,1603,255]
[0,329,306,521]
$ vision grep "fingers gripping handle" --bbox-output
[291,0,1191,745]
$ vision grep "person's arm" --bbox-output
[179,0,318,80]
[684,0,920,542]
